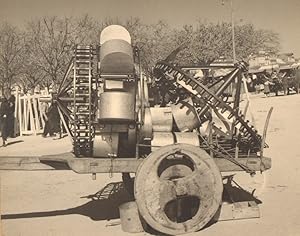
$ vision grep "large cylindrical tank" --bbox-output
[100,39,134,74]
[98,91,135,122]
[99,25,134,74]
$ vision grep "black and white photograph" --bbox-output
[0,0,300,235]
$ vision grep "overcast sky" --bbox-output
[1,0,300,57]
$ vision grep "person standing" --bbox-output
[7,95,16,137]
[42,102,60,138]
[271,71,280,96]
[282,75,289,96]
[264,80,271,97]
[0,97,10,146]
[246,74,253,92]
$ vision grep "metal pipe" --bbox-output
[230,0,236,63]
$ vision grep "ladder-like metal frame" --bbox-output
[72,45,94,156]
[153,61,262,149]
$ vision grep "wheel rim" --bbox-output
[134,144,223,235]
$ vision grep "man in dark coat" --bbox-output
[0,97,10,146]
[43,102,60,137]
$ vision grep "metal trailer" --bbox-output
[0,25,272,235]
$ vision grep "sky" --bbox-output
[0,0,300,57]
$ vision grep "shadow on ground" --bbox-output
[2,181,133,221]
[2,178,262,228]
[222,175,262,204]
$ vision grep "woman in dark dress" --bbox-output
[0,97,10,146]
[43,102,60,137]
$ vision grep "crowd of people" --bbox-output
[245,68,300,97]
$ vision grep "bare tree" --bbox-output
[0,22,24,96]
[0,16,281,95]
[25,15,98,90]
[124,18,180,73]
[18,52,47,94]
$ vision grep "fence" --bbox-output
[16,94,50,136]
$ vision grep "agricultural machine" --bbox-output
[0,25,272,235]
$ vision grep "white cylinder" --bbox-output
[150,107,173,132]
[100,25,131,45]
[151,132,200,151]
[175,132,200,146]
[151,132,174,151]
[171,98,200,131]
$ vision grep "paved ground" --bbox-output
[1,93,300,236]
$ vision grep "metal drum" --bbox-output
[151,132,174,151]
[100,39,134,74]
[150,107,173,132]
[171,98,200,131]
[99,92,135,122]
[175,132,200,146]
[93,133,119,157]
[151,132,200,151]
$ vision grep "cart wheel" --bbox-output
[134,144,223,235]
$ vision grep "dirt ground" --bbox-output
[1,93,300,236]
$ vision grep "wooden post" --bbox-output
[18,93,23,136]
[37,97,45,129]
[25,96,29,133]
[13,90,18,137]
[32,95,41,133]
[260,107,273,157]
[242,77,256,128]
[57,106,73,145]
[28,96,36,135]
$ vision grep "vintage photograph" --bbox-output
[0,0,299,235]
